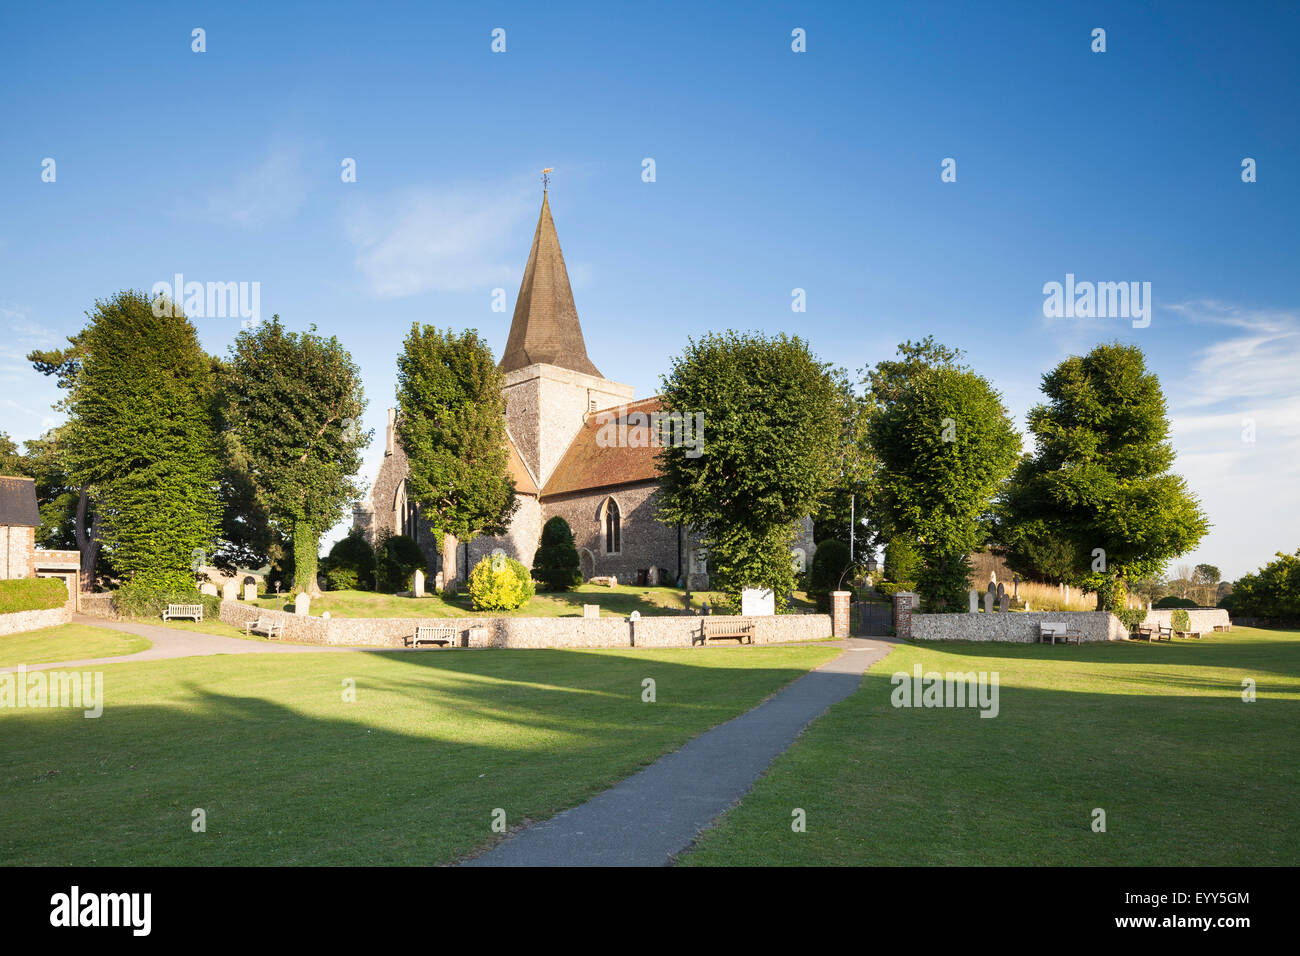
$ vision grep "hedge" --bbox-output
[112,583,220,621]
[0,577,69,615]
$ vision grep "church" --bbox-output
[353,191,816,589]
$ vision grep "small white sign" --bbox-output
[741,588,775,616]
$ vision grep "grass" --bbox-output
[247,585,818,619]
[0,624,151,668]
[680,626,1300,866]
[150,619,326,646]
[0,643,839,865]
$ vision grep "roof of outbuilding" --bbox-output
[541,396,666,498]
[0,476,39,527]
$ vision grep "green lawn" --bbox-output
[0,624,151,668]
[0,643,838,865]
[681,626,1300,866]
[247,585,817,619]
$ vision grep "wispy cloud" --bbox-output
[201,144,311,227]
[345,177,539,298]
[0,305,66,442]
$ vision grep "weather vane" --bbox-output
[542,167,553,192]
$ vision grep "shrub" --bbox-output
[532,517,581,591]
[466,555,535,611]
[883,538,922,586]
[1116,607,1147,632]
[112,581,219,620]
[808,539,852,611]
[1171,608,1191,633]
[326,530,375,591]
[0,577,68,614]
[375,534,426,593]
[1155,595,1199,609]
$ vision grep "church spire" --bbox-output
[499,190,602,377]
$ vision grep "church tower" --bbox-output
[499,192,632,488]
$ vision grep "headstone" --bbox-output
[294,593,310,616]
[1025,601,1031,612]
[222,580,239,601]
[983,589,994,614]
[790,548,807,573]
[830,591,851,638]
[1013,573,1021,599]
[647,565,659,586]
[996,582,1006,605]
[200,582,218,596]
[968,589,980,613]
[741,588,776,617]
[435,571,444,592]
[413,569,425,598]
[243,582,258,602]
[999,593,1010,613]
[583,604,600,618]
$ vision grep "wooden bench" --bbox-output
[162,603,203,622]
[413,625,459,648]
[1152,624,1174,643]
[1039,621,1067,644]
[244,617,284,639]
[694,618,754,646]
[1131,626,1154,641]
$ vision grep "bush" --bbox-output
[532,517,581,591]
[0,577,68,614]
[1115,607,1147,632]
[808,539,852,611]
[883,538,922,585]
[466,555,535,611]
[375,534,426,593]
[1171,608,1191,633]
[112,581,219,621]
[1155,595,1199,609]
[326,530,375,591]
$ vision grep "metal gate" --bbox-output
[854,601,892,636]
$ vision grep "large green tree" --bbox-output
[995,342,1209,609]
[63,290,222,589]
[223,317,370,596]
[395,326,517,590]
[868,356,1021,611]
[657,331,846,606]
[1230,551,1300,619]
[0,432,26,476]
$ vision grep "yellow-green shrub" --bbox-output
[466,555,535,611]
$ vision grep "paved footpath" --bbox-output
[0,614,375,674]
[464,636,897,867]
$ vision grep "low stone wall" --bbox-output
[218,600,831,649]
[911,610,1128,643]
[1141,607,1230,632]
[77,593,118,620]
[0,606,72,637]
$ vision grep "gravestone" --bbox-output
[968,589,980,613]
[996,582,1006,604]
[983,589,994,613]
[243,582,258,602]
[741,588,775,617]
[200,582,218,596]
[413,569,425,598]
[583,604,600,619]
[435,571,444,592]
[294,593,310,616]
[999,592,1010,613]
[1012,573,1021,600]
[222,581,239,601]
[647,565,659,586]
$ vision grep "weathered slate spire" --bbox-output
[500,193,602,377]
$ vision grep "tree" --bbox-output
[657,332,846,607]
[807,539,852,611]
[1192,563,1221,606]
[1230,551,1300,619]
[62,290,222,590]
[532,517,581,591]
[395,326,517,592]
[324,528,376,592]
[869,359,1021,611]
[0,432,26,476]
[996,343,1209,610]
[223,316,370,596]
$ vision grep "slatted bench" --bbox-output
[244,617,284,639]
[413,625,459,648]
[163,603,204,622]
[1152,624,1174,643]
[1039,621,1067,644]
[694,618,754,646]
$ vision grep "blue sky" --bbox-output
[2,0,1297,580]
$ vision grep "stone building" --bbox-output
[353,193,815,587]
[0,475,81,607]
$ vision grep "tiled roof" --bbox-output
[499,193,602,377]
[507,437,539,495]
[542,397,666,498]
[0,476,39,527]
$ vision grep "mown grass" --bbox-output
[0,644,838,865]
[681,626,1300,866]
[0,624,151,668]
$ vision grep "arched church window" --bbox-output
[603,498,621,555]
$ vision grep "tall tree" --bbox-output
[868,358,1021,611]
[223,317,370,596]
[657,331,846,606]
[996,342,1209,610]
[395,326,517,590]
[63,290,222,590]
[0,432,26,476]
